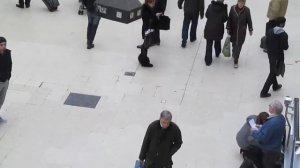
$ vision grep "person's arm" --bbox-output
[246,8,253,33]
[281,32,289,50]
[222,5,228,23]
[170,126,183,156]
[252,122,273,144]
[226,7,233,35]
[139,124,152,161]
[178,0,184,10]
[199,0,205,19]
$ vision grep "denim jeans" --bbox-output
[87,12,101,45]
[181,13,199,44]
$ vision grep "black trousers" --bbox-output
[265,20,278,36]
[232,42,243,64]
[138,45,150,65]
[18,0,30,6]
[263,151,281,168]
[241,146,264,168]
[205,39,221,65]
[261,55,281,94]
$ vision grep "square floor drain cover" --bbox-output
[124,72,136,76]
[64,93,101,108]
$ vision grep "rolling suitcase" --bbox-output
[42,0,59,12]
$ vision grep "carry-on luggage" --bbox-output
[42,0,59,12]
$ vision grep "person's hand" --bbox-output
[156,12,162,17]
[200,14,204,19]
[251,127,259,132]
[139,160,144,167]
[249,31,253,36]
[227,29,231,35]
[178,3,182,9]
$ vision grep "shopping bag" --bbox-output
[134,160,145,168]
[157,15,170,30]
[222,36,231,57]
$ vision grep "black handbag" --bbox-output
[157,15,170,30]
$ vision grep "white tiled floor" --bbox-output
[0,0,300,167]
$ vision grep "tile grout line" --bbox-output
[180,34,204,105]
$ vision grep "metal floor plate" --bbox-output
[64,93,101,108]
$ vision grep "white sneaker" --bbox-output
[234,63,238,69]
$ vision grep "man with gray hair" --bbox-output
[252,100,285,168]
[138,110,182,168]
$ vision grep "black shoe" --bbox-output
[87,44,94,49]
[273,84,282,91]
[190,38,197,42]
[16,4,24,8]
[263,49,268,53]
[260,93,271,98]
[25,4,30,8]
[181,42,186,48]
[141,63,153,67]
[137,44,143,49]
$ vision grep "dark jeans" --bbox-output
[261,56,281,94]
[138,45,150,65]
[263,151,281,168]
[18,0,30,6]
[87,12,101,45]
[205,39,221,65]
[181,13,199,44]
[232,42,243,64]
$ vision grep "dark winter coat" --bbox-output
[139,120,183,167]
[154,0,167,13]
[82,0,96,13]
[266,27,288,61]
[178,0,205,17]
[204,1,228,41]
[0,49,12,82]
[142,4,159,38]
[226,5,253,45]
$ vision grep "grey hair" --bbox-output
[160,110,172,120]
[270,100,283,114]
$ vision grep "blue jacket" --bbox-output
[252,114,285,152]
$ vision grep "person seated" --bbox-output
[236,112,269,168]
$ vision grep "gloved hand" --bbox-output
[200,13,204,19]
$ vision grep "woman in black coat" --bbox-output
[226,0,253,68]
[204,0,228,66]
[138,0,159,67]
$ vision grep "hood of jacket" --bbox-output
[211,1,227,12]
[273,26,285,35]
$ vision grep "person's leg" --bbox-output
[190,14,199,42]
[25,0,30,7]
[138,45,152,67]
[214,40,221,57]
[87,13,101,49]
[0,81,9,119]
[263,152,281,168]
[233,42,243,67]
[205,39,213,66]
[181,14,191,47]
[17,0,25,8]
[261,56,277,97]
[87,12,93,44]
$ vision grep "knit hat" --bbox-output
[0,37,6,43]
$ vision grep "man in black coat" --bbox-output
[82,0,101,49]
[0,37,12,122]
[204,0,228,66]
[178,0,205,48]
[16,0,31,8]
[260,17,288,98]
[139,110,183,168]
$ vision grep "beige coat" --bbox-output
[267,0,289,20]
